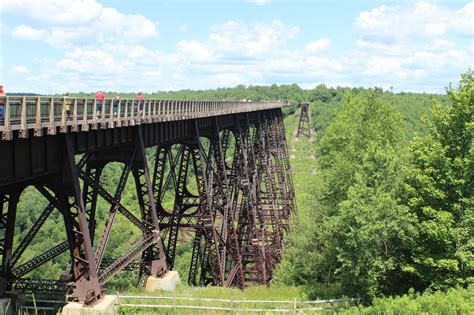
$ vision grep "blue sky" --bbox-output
[1,0,473,94]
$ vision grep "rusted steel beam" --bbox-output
[63,134,102,305]
[12,241,69,278]
[94,148,136,270]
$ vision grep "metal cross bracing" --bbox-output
[0,102,295,307]
[296,102,312,139]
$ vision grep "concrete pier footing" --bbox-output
[62,295,117,315]
[145,271,180,291]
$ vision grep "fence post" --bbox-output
[294,298,297,314]
[173,294,176,314]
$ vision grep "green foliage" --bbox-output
[279,70,473,304]
[317,91,406,210]
[341,285,473,315]
[276,90,417,300]
[402,70,474,290]
[326,144,416,299]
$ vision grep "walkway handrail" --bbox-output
[0,96,284,140]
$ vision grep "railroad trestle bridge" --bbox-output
[0,96,296,306]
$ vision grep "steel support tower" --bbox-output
[0,97,296,306]
[296,102,311,139]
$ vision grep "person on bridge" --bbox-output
[0,85,6,124]
[113,94,121,116]
[95,90,106,118]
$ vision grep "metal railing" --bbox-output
[0,96,284,140]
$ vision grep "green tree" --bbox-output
[403,70,474,290]
[277,90,416,300]
[327,145,416,299]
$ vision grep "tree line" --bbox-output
[275,70,473,301]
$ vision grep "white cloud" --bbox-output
[1,0,102,26]
[10,65,29,74]
[6,0,157,48]
[176,40,215,62]
[208,20,299,58]
[306,38,331,52]
[209,73,246,86]
[12,25,47,40]
[3,2,472,94]
[356,1,474,42]
[57,48,125,74]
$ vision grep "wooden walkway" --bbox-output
[0,96,283,140]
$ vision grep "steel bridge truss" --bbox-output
[0,110,295,305]
[153,111,296,288]
[296,102,312,139]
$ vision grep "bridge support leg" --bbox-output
[0,192,19,296]
[63,135,102,305]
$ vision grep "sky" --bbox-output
[0,0,473,94]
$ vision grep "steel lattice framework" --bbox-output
[296,102,312,139]
[0,97,296,306]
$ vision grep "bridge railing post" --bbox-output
[34,97,42,136]
[123,99,129,126]
[81,98,89,131]
[108,98,114,128]
[71,98,78,132]
[91,98,98,129]
[60,96,67,133]
[172,100,176,120]
[152,100,156,122]
[116,99,122,128]
[130,100,136,126]
[47,97,56,135]
[19,96,28,138]
[156,100,161,121]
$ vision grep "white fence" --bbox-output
[116,293,359,313]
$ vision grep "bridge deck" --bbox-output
[0,96,283,140]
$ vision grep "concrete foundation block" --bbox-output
[145,271,180,292]
[62,295,117,315]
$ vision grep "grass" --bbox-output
[117,285,311,314]
[340,286,473,315]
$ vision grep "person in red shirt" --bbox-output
[135,92,144,101]
[95,90,105,118]
[0,85,6,124]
